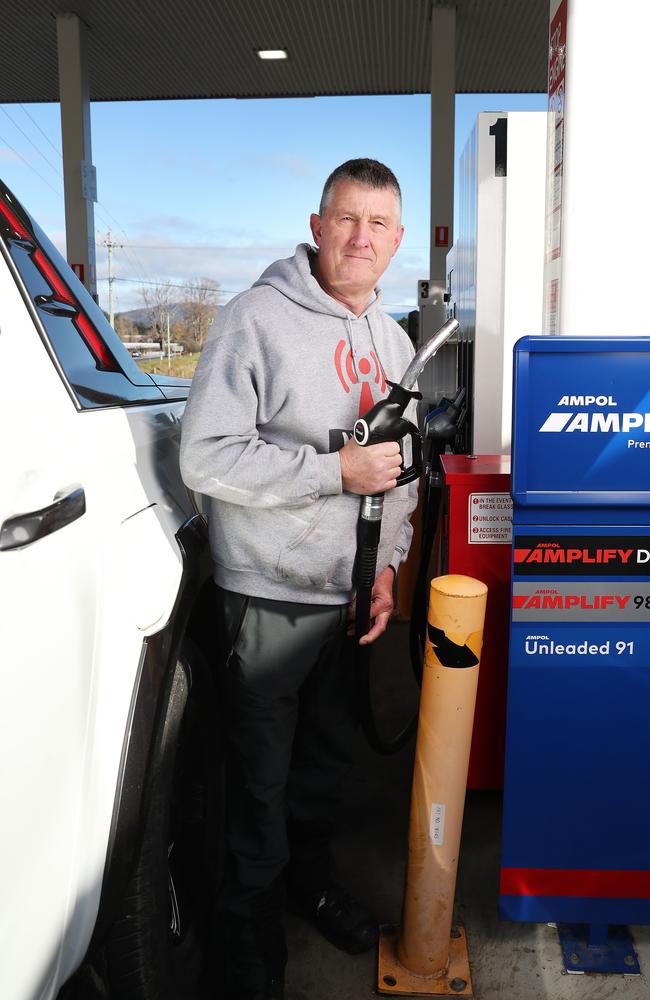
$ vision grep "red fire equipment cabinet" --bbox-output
[439,455,511,789]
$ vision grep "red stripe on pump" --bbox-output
[500,867,650,899]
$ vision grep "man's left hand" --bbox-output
[348,566,395,646]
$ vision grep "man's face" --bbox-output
[309,179,404,306]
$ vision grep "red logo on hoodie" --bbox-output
[334,340,386,416]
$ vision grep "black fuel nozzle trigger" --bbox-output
[395,425,423,486]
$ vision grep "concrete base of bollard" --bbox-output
[378,924,473,996]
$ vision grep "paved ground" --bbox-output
[285,621,650,1000]
[64,620,650,999]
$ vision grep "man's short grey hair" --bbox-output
[319,158,402,220]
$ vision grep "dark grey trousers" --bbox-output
[214,586,356,989]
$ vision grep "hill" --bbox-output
[117,305,410,331]
[115,302,190,326]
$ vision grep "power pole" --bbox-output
[167,312,171,372]
[103,230,123,328]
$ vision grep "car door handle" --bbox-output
[0,486,86,551]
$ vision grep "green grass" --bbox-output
[136,353,200,379]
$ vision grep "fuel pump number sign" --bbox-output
[468,492,513,544]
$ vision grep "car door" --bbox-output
[0,251,105,1000]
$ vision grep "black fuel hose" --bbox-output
[408,387,466,683]
[408,466,444,686]
[351,319,461,755]
[356,385,467,756]
[356,461,443,757]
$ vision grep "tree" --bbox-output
[115,313,137,343]
[397,312,418,345]
[183,277,220,351]
[140,281,176,345]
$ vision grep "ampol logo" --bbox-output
[538,393,650,434]
[539,412,650,433]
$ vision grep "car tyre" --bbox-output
[105,640,221,1000]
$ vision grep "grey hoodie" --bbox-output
[180,243,418,604]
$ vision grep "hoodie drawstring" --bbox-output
[367,314,387,390]
[346,317,359,378]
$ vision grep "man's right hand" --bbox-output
[339,437,402,495]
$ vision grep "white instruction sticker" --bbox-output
[468,492,513,545]
[430,803,446,846]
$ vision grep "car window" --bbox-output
[0,181,164,409]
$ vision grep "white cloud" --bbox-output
[48,231,67,256]
[267,153,316,179]
[377,255,427,312]
[95,235,304,312]
[0,147,21,163]
[92,220,425,315]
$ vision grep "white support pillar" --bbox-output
[418,5,456,402]
[429,7,455,311]
[56,13,97,299]
[543,0,650,336]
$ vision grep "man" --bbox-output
[181,159,418,1000]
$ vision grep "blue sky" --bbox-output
[0,92,546,314]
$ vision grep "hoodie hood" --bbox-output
[253,242,381,319]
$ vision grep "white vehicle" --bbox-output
[0,180,220,1000]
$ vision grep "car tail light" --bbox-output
[0,196,119,372]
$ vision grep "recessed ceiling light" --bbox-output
[257,49,288,60]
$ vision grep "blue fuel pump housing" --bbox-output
[500,336,650,929]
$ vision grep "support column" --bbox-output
[56,13,98,299]
[417,6,456,406]
[425,6,455,340]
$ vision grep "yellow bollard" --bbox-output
[378,574,488,997]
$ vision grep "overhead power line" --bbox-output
[122,244,297,251]
[94,209,152,285]
[1,106,63,179]
[19,104,63,156]
[97,276,413,309]
[103,231,124,326]
[97,275,236,294]
[6,104,151,286]
[116,243,430,252]
[0,128,63,200]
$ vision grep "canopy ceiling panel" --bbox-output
[2,0,548,104]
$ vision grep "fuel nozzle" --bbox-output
[422,386,467,486]
[352,316,460,489]
[353,382,423,487]
[424,386,466,447]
